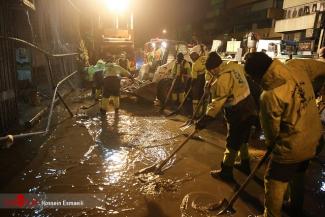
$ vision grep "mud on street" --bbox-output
[0,93,324,217]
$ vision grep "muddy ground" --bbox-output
[0,92,324,217]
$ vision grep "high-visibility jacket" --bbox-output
[259,59,325,163]
[155,48,163,61]
[285,59,325,81]
[171,60,191,80]
[118,58,130,71]
[86,63,104,81]
[104,63,131,78]
[191,56,207,79]
[205,70,214,85]
[206,62,251,118]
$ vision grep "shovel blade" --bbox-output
[134,164,157,175]
[179,121,194,131]
[166,110,178,117]
[217,205,235,216]
[207,199,235,216]
[208,199,228,212]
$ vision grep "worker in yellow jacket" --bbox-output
[244,52,325,217]
[190,50,207,117]
[100,58,133,114]
[196,52,257,181]
[171,53,191,105]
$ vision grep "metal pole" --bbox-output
[47,56,73,117]
[46,71,77,132]
[61,57,74,90]
[0,71,77,143]
[0,36,78,58]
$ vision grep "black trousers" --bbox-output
[192,73,205,101]
[103,76,121,97]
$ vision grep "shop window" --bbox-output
[287,10,291,18]
[292,8,297,18]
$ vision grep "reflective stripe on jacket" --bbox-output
[104,63,131,77]
[172,60,191,79]
[191,56,207,79]
[206,62,251,117]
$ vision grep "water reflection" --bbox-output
[103,148,129,184]
[8,107,183,216]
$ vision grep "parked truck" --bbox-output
[91,0,135,66]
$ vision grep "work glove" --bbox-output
[265,140,275,153]
[195,115,215,130]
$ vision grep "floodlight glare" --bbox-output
[105,0,130,13]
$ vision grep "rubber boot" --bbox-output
[100,98,107,115]
[210,163,234,182]
[179,92,185,104]
[234,159,251,175]
[112,96,120,113]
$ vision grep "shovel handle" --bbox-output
[190,74,216,121]
[168,87,192,117]
[227,149,272,207]
[155,129,198,172]
[190,91,208,121]
[162,77,178,110]
[177,87,192,110]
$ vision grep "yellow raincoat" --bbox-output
[206,62,251,118]
[191,56,207,79]
[260,59,324,163]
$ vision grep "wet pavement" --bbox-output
[0,93,324,217]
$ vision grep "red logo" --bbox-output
[3,194,39,208]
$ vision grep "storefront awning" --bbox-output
[275,13,316,32]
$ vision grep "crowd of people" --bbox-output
[83,45,325,217]
[189,48,324,217]
[155,45,325,217]
[83,53,134,113]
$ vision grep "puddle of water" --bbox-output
[10,108,189,217]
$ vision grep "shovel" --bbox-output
[135,129,198,175]
[166,87,192,117]
[80,101,99,110]
[208,149,272,215]
[161,76,178,111]
[179,74,216,130]
[179,92,207,131]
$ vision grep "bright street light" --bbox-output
[105,0,130,13]
[161,41,167,48]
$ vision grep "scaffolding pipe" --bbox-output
[0,71,78,144]
[25,91,71,129]
[0,36,78,57]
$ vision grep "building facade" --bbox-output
[197,0,284,44]
[275,0,325,56]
